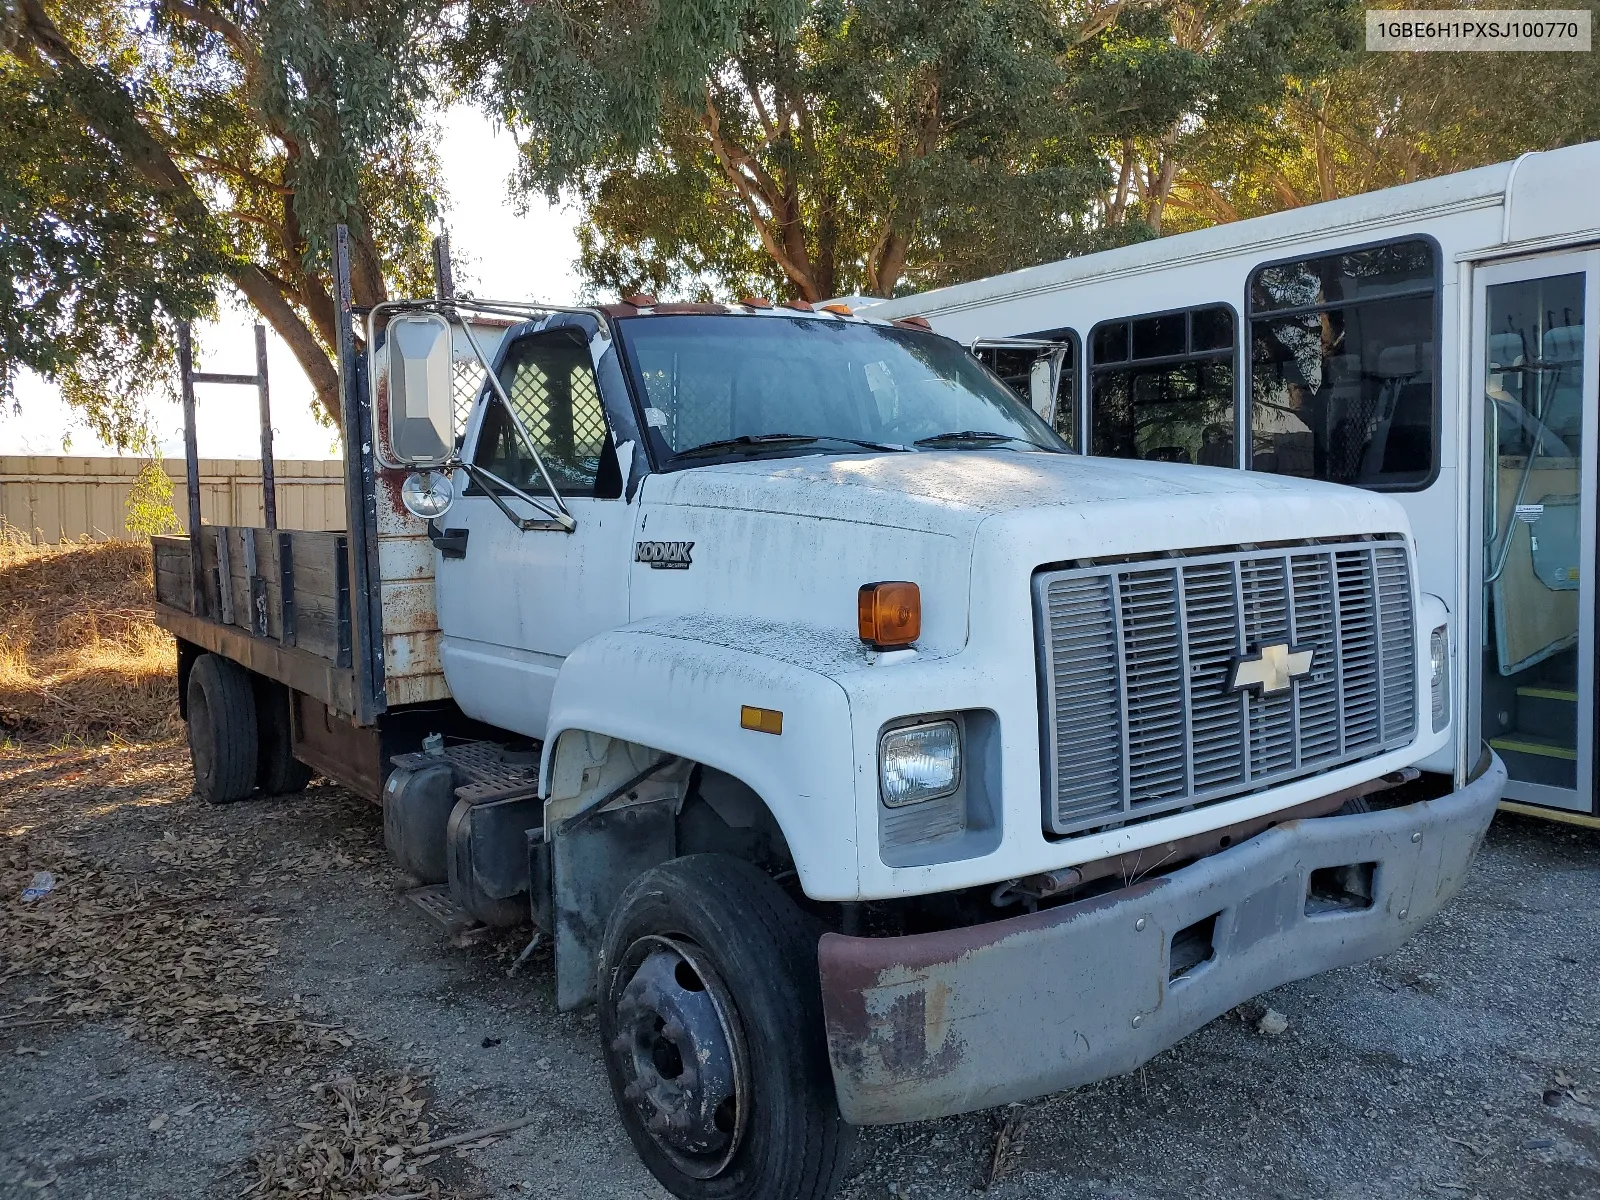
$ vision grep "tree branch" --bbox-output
[701,92,819,299]
[11,0,341,420]
[158,0,258,73]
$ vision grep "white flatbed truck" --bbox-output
[152,228,1506,1199]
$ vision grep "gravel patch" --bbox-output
[2,739,1596,1199]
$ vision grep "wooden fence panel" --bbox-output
[0,456,346,542]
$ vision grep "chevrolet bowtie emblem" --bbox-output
[1229,643,1314,694]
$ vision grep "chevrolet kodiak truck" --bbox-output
[152,232,1506,1200]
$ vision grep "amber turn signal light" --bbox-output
[858,581,921,650]
[741,705,783,735]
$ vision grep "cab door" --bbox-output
[1469,252,1599,813]
[435,319,637,739]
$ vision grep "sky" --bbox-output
[0,105,583,461]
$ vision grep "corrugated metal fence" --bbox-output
[0,456,347,542]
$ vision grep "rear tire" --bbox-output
[597,854,854,1200]
[254,678,313,795]
[186,654,259,805]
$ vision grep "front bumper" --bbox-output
[819,755,1507,1125]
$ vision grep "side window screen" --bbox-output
[473,329,610,495]
[1089,305,1237,466]
[1248,239,1437,488]
[972,328,1078,450]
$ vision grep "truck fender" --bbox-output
[541,625,861,903]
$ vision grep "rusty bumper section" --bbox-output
[820,756,1507,1125]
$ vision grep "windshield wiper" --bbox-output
[913,430,1043,450]
[672,433,907,460]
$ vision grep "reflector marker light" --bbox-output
[741,705,784,735]
[858,582,921,650]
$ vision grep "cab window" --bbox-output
[473,328,614,496]
[972,328,1079,450]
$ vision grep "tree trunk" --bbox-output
[1312,86,1338,203]
[1109,138,1136,225]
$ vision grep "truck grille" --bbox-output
[1035,540,1416,836]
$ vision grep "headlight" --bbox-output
[879,720,961,807]
[1430,624,1450,732]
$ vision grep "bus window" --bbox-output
[973,328,1078,450]
[1088,305,1237,466]
[1248,239,1438,489]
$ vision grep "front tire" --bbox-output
[598,855,854,1200]
[186,654,258,804]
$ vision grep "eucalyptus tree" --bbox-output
[475,0,1129,303]
[2,0,445,439]
[1072,0,1360,235]
[1167,0,1600,227]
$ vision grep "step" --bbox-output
[1491,735,1578,790]
[405,884,490,947]
[1491,734,1577,761]
[1517,686,1578,702]
[391,740,543,806]
[1513,687,1579,735]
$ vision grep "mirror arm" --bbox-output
[460,461,577,533]
[453,314,577,531]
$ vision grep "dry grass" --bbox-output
[0,528,179,744]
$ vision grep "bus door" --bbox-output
[1470,251,1599,813]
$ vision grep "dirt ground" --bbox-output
[3,737,1598,1200]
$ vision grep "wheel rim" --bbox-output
[189,688,214,785]
[607,934,750,1179]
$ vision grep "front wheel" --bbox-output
[597,854,854,1200]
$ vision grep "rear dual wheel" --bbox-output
[186,653,311,803]
[598,854,855,1200]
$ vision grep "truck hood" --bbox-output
[642,450,1404,541]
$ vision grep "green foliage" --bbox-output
[124,452,182,538]
[1074,0,1362,233]
[486,0,1118,301]
[486,0,1359,301]
[3,0,449,435]
[1167,0,1600,228]
[0,44,219,447]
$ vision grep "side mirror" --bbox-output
[383,312,454,466]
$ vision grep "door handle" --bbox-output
[427,520,469,559]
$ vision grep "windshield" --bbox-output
[615,314,1066,465]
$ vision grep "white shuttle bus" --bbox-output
[869,142,1600,826]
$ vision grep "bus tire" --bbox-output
[597,854,854,1200]
[186,654,259,805]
